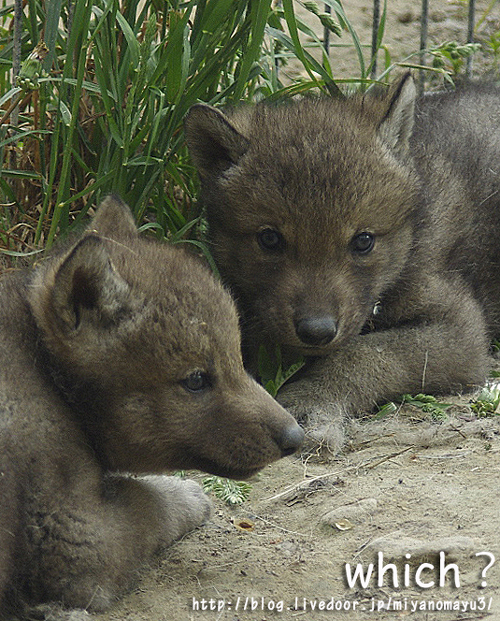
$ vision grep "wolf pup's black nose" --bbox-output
[278,422,305,456]
[295,316,337,346]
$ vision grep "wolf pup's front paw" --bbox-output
[277,380,346,456]
[143,476,212,545]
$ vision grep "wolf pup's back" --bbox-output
[0,196,303,616]
[185,74,500,452]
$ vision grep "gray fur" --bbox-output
[0,196,303,617]
[185,74,500,452]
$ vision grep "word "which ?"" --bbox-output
[346,552,461,589]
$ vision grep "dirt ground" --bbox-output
[92,2,500,620]
[282,0,500,82]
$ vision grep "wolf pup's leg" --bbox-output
[30,475,210,613]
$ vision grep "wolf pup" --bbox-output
[185,74,500,452]
[0,196,303,617]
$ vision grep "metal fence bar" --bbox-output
[466,0,476,77]
[419,0,429,92]
[371,0,381,78]
[324,2,332,56]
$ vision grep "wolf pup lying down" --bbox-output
[0,196,303,617]
[185,73,500,452]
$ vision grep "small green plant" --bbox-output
[258,344,305,398]
[377,393,453,421]
[404,393,454,420]
[174,470,251,505]
[485,30,500,66]
[202,476,252,505]
[429,40,482,76]
[470,380,500,417]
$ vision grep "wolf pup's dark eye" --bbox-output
[257,227,284,252]
[181,370,212,393]
[351,232,375,254]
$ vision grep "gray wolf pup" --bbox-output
[0,196,303,617]
[185,74,500,452]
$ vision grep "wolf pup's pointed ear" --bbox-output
[185,104,249,178]
[377,73,416,159]
[51,235,130,332]
[91,194,138,240]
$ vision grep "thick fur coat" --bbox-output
[185,74,500,451]
[0,196,303,617]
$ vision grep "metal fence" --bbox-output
[321,0,482,80]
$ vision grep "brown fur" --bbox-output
[185,74,500,452]
[0,196,303,617]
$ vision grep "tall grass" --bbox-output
[0,0,489,258]
[0,0,270,253]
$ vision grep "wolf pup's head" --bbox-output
[185,75,420,356]
[28,196,303,479]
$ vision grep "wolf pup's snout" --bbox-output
[277,420,305,456]
[295,315,337,346]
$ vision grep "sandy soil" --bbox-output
[91,3,500,620]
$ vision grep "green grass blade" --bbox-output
[43,0,63,71]
[323,0,366,79]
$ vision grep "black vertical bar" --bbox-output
[466,0,476,77]
[419,0,429,93]
[324,3,331,56]
[371,0,380,78]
